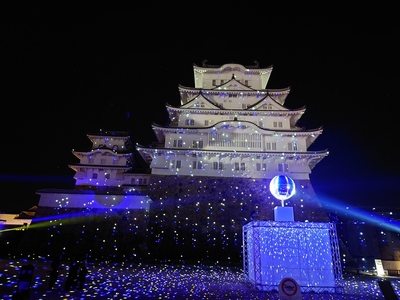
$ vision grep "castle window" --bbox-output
[278,163,289,172]
[173,140,183,147]
[176,160,181,168]
[273,121,283,128]
[288,142,298,151]
[101,159,107,164]
[212,79,216,86]
[185,119,195,125]
[192,140,203,148]
[89,158,94,163]
[263,104,273,110]
[234,162,245,170]
[105,173,110,179]
[266,142,277,151]
[92,173,98,179]
[256,163,267,171]
[213,162,224,170]
[192,161,203,169]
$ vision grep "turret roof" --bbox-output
[194,61,273,71]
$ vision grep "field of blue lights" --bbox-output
[1,258,399,299]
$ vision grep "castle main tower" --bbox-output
[137,61,331,262]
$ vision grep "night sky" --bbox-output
[2,3,400,213]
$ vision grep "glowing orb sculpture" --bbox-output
[269,175,296,205]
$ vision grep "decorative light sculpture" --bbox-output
[269,175,296,206]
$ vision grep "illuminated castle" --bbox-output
[19,61,336,271]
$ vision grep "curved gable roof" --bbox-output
[178,93,220,109]
[212,76,253,91]
[249,95,303,111]
[211,120,266,133]
[72,148,132,160]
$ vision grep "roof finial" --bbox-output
[202,59,208,67]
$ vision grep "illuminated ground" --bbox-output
[0,258,399,299]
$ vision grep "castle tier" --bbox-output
[68,130,151,191]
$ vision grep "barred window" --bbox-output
[278,163,289,172]
[185,119,195,125]
[192,140,204,148]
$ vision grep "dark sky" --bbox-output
[1,3,400,213]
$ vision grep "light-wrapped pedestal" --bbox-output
[242,221,343,293]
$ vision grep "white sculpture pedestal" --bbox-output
[273,206,294,221]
